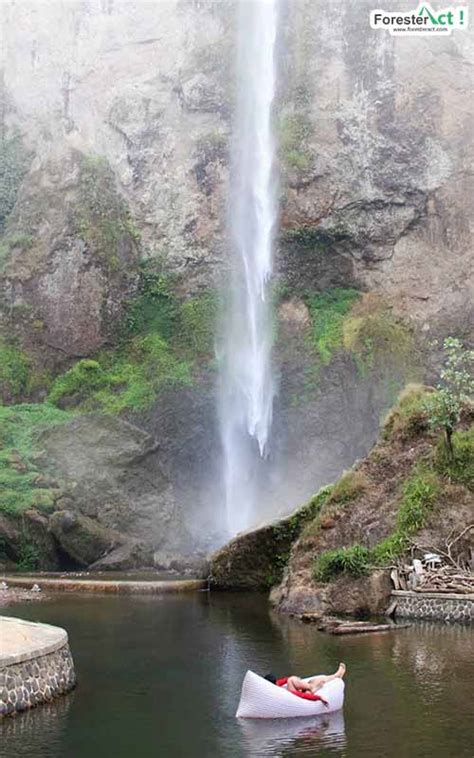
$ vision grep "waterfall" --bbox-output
[218,0,279,536]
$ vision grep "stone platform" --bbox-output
[0,617,76,717]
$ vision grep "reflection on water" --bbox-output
[0,694,72,757]
[1,593,473,758]
[239,711,346,757]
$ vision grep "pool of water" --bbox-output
[1,593,473,757]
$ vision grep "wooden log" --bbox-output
[328,623,410,635]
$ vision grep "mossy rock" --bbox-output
[49,510,125,567]
[209,487,331,590]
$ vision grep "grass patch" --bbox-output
[383,383,432,441]
[305,290,415,374]
[328,470,368,505]
[434,427,474,490]
[313,466,441,582]
[0,403,71,515]
[314,544,371,582]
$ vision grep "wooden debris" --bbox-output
[385,599,398,618]
[316,617,410,635]
[415,566,474,594]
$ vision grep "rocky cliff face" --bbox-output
[0,0,472,560]
[278,0,473,334]
[210,389,474,617]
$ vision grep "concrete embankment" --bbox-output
[0,575,208,595]
[0,616,76,717]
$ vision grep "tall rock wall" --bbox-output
[0,0,472,551]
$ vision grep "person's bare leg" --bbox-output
[287,675,312,693]
[309,663,346,693]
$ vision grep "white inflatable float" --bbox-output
[236,670,345,719]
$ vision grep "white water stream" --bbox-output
[219,0,279,535]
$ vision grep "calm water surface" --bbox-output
[1,593,473,757]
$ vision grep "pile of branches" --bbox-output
[389,525,473,593]
[415,565,474,594]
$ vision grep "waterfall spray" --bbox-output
[218,0,278,536]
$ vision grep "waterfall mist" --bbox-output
[218,0,279,536]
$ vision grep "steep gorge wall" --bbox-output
[0,0,472,555]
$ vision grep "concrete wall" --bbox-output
[0,617,76,717]
[393,591,474,623]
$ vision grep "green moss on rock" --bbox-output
[0,339,31,403]
[74,155,139,270]
[306,288,360,364]
[277,113,313,172]
[48,335,191,414]
[209,485,332,590]
[0,403,71,515]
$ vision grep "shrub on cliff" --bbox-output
[423,337,474,461]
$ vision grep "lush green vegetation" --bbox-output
[371,467,441,565]
[0,403,71,515]
[48,266,217,413]
[16,541,41,571]
[0,339,32,402]
[306,288,360,364]
[314,544,371,582]
[48,335,191,414]
[123,266,177,339]
[313,465,441,582]
[0,128,30,233]
[304,289,416,377]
